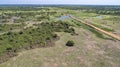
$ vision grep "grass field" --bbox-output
[0,27,120,67]
[0,7,120,67]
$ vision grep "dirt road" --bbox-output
[69,15,120,41]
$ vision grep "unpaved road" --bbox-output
[69,15,120,41]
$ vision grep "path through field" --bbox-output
[69,15,120,41]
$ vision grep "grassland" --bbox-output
[0,27,120,67]
[0,6,120,67]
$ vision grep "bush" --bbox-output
[19,31,23,34]
[0,21,72,56]
[52,34,57,38]
[66,40,74,47]
[6,32,12,35]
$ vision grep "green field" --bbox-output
[0,6,120,67]
[0,28,120,67]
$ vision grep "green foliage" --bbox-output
[66,40,74,46]
[0,24,24,32]
[13,18,25,23]
[104,16,120,21]
[52,34,58,38]
[0,21,72,56]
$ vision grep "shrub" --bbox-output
[6,47,12,51]
[52,34,57,38]
[6,32,12,35]
[19,31,23,34]
[69,28,75,32]
[0,20,72,56]
[66,40,74,47]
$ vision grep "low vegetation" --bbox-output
[0,5,120,67]
[66,40,74,46]
[0,20,74,63]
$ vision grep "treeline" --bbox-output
[1,11,56,19]
[84,9,120,16]
[59,5,120,11]
[0,8,60,23]
[59,6,120,15]
[0,6,50,11]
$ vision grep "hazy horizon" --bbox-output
[0,0,120,5]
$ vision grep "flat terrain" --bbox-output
[0,27,120,67]
[0,6,120,67]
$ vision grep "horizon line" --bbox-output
[0,4,120,6]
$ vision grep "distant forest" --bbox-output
[58,5,120,15]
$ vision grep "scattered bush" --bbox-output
[0,21,72,56]
[66,40,74,47]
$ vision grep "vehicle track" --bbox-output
[69,15,120,41]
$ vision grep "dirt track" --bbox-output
[69,15,120,41]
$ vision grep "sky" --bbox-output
[0,0,120,5]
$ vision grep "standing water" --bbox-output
[58,15,71,20]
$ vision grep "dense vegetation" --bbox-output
[59,5,120,15]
